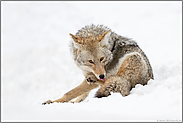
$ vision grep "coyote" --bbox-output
[42,24,154,105]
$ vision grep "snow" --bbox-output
[1,1,182,122]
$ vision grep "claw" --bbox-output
[42,100,53,105]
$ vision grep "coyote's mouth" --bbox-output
[99,78,106,82]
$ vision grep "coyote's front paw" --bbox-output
[42,100,53,105]
[86,75,98,84]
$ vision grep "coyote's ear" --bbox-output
[98,30,111,46]
[70,33,83,48]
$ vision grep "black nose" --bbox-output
[99,75,104,79]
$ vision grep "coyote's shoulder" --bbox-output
[42,24,154,105]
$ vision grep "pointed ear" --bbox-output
[98,30,111,46]
[69,33,83,48]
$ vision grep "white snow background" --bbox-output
[1,1,182,122]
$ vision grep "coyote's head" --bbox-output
[70,30,113,81]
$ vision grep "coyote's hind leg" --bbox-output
[95,76,131,98]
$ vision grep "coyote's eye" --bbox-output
[88,60,94,64]
[100,57,105,62]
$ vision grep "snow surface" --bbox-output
[1,1,182,122]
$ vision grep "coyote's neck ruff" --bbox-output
[42,24,154,104]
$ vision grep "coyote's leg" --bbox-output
[95,53,148,98]
[71,91,90,103]
[42,79,99,105]
[95,76,131,98]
